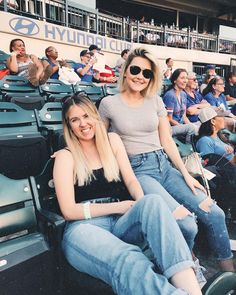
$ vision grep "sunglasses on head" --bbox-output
[129,65,153,79]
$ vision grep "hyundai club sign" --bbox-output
[6,14,131,53]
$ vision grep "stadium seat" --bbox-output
[30,159,115,295]
[35,102,63,151]
[39,79,73,102]
[10,96,45,110]
[74,81,105,102]
[103,83,119,96]
[0,75,39,98]
[0,175,49,272]
[0,102,49,179]
[0,50,10,62]
[202,271,236,295]
[0,102,38,134]
[173,136,193,157]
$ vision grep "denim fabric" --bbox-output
[62,196,193,295]
[129,150,233,261]
[171,124,196,143]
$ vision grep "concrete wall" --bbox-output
[1,11,235,73]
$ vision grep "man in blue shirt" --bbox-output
[74,50,99,82]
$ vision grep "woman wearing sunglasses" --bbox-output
[185,72,210,123]
[99,47,234,273]
[54,93,201,295]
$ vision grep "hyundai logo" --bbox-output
[9,17,39,36]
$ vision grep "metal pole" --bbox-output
[65,0,68,27]
[3,0,7,12]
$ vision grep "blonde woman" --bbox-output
[53,93,201,295]
[99,47,234,273]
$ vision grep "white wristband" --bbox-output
[83,203,91,219]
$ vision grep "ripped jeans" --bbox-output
[129,149,233,261]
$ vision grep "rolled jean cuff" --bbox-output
[164,260,195,279]
[216,252,234,261]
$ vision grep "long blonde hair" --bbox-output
[62,94,120,186]
[119,47,162,97]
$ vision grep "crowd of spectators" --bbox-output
[2,38,236,292]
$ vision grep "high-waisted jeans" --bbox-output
[62,196,194,295]
[129,149,233,261]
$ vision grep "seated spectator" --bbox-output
[163,58,175,79]
[224,72,236,106]
[200,73,215,95]
[203,76,236,132]
[0,0,18,9]
[163,69,196,143]
[42,46,69,80]
[205,65,217,78]
[185,72,210,123]
[74,49,99,83]
[54,93,201,295]
[196,107,236,214]
[197,108,235,161]
[115,49,129,72]
[7,38,53,86]
[89,44,118,83]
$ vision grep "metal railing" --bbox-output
[1,0,236,55]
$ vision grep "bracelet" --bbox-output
[83,203,91,219]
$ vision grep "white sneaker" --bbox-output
[194,259,207,289]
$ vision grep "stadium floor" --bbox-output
[196,221,236,280]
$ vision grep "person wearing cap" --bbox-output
[224,72,236,106]
[197,108,235,161]
[88,44,118,83]
[74,49,99,83]
[185,72,210,123]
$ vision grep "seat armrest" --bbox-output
[37,208,65,248]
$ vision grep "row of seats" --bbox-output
[0,101,63,179]
[0,75,119,110]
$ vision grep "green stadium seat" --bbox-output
[0,175,49,272]
[202,271,236,295]
[39,79,73,102]
[74,81,105,102]
[0,102,49,179]
[35,102,63,151]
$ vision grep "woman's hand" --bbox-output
[116,200,135,214]
[183,173,207,196]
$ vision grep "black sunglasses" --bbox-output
[129,65,153,79]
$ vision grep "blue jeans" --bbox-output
[62,196,194,295]
[129,150,233,261]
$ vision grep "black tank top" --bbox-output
[74,168,131,203]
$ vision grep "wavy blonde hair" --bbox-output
[119,47,162,97]
[62,94,120,186]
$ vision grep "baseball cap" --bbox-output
[80,50,91,57]
[199,107,225,123]
[88,44,101,51]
